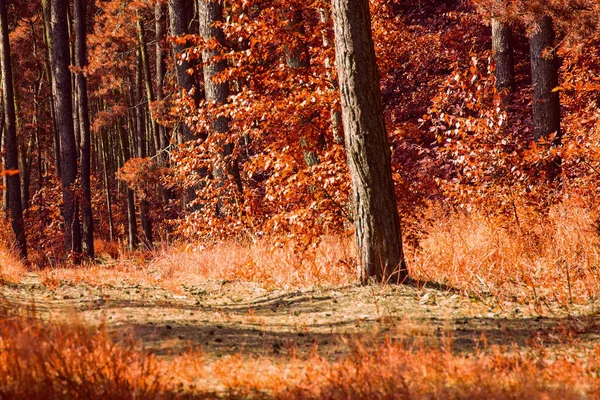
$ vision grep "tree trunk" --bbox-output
[74,0,94,258]
[0,0,26,259]
[136,16,161,156]
[135,51,153,248]
[319,6,343,145]
[51,0,81,258]
[530,15,561,181]
[100,129,114,242]
[169,0,200,143]
[492,17,515,93]
[155,1,169,154]
[199,0,243,213]
[332,0,407,284]
[118,120,138,251]
[42,0,61,178]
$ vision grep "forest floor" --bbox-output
[3,270,600,364]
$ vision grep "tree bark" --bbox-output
[136,16,161,156]
[0,0,26,259]
[135,50,153,248]
[530,15,561,181]
[169,0,200,143]
[42,0,61,178]
[155,1,169,154]
[51,0,81,258]
[74,0,94,258]
[332,0,407,283]
[199,0,243,211]
[492,17,515,93]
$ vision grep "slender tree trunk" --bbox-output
[155,1,169,153]
[18,136,32,209]
[100,129,114,242]
[530,15,561,181]
[492,16,515,93]
[73,0,94,258]
[0,0,26,258]
[42,0,61,178]
[118,120,138,251]
[136,16,161,156]
[319,6,343,145]
[169,0,200,143]
[332,0,407,284]
[135,52,153,248]
[51,0,81,258]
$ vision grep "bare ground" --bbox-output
[2,272,600,363]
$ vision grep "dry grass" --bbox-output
[2,200,600,309]
[1,309,600,399]
[410,202,600,305]
[35,236,356,291]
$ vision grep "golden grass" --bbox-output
[410,202,600,305]
[35,235,356,290]
[3,200,600,307]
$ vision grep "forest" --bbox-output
[3,0,600,398]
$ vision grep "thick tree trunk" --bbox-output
[0,0,26,259]
[530,16,561,141]
[332,0,407,284]
[51,0,81,258]
[530,15,561,181]
[169,0,200,143]
[74,0,94,258]
[492,17,515,93]
[199,0,243,211]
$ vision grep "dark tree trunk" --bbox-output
[282,5,322,166]
[530,16,561,181]
[51,0,81,258]
[155,1,169,153]
[492,17,515,93]
[169,0,199,143]
[0,0,26,259]
[332,0,407,284]
[74,0,94,258]
[199,0,243,209]
[284,6,310,69]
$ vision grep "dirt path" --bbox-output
[2,273,600,361]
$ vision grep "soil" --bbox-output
[2,272,600,361]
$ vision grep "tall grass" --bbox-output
[410,202,600,305]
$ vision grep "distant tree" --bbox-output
[51,0,82,257]
[0,0,27,259]
[332,0,407,283]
